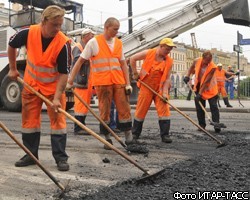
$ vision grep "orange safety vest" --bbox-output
[194,58,218,100]
[90,34,125,86]
[24,24,69,95]
[215,68,226,83]
[138,48,173,94]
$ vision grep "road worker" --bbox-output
[7,5,71,171]
[184,51,221,133]
[215,63,238,108]
[130,38,175,143]
[71,28,96,135]
[67,17,135,149]
[225,65,236,99]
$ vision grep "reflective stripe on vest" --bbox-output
[24,24,69,95]
[90,35,125,86]
[26,59,58,83]
[216,69,226,82]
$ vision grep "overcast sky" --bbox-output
[1,0,250,61]
[80,0,250,62]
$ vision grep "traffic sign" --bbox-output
[233,45,243,53]
[240,39,250,45]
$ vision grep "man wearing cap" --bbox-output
[67,17,135,149]
[225,65,236,99]
[71,28,95,135]
[130,38,175,143]
[215,63,236,108]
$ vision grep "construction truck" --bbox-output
[1,0,249,111]
[120,0,250,103]
[0,0,83,111]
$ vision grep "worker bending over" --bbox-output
[130,38,175,143]
[184,51,222,133]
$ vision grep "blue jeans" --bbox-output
[225,81,234,99]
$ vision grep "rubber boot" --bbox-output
[100,123,113,150]
[159,120,172,143]
[132,119,143,139]
[74,115,88,135]
[15,132,40,167]
[223,97,233,107]
[51,134,69,171]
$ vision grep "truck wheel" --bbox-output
[0,75,23,112]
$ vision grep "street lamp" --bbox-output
[120,0,133,34]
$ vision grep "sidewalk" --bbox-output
[91,97,250,113]
[162,98,250,113]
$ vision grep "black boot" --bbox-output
[132,119,143,139]
[51,134,69,171]
[159,120,172,143]
[15,132,40,167]
[217,97,221,108]
[223,97,233,107]
[74,115,88,135]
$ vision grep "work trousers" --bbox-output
[73,85,92,116]
[95,84,132,134]
[195,94,220,128]
[134,70,170,121]
[217,82,227,98]
[21,88,66,134]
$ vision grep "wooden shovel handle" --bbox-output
[72,89,127,149]
[0,121,65,191]
[17,77,149,174]
[138,79,223,145]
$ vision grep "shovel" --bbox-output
[187,83,226,129]
[0,121,68,193]
[138,79,226,148]
[17,77,152,176]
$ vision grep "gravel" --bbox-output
[61,132,250,200]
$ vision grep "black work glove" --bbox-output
[183,76,190,84]
[235,71,240,76]
[195,93,201,102]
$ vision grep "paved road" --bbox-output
[0,104,249,199]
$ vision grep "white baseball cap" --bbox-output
[81,28,96,36]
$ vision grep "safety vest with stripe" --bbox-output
[138,48,173,95]
[90,34,125,86]
[24,24,69,95]
[194,58,218,100]
[215,69,226,83]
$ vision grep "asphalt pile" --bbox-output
[61,132,250,200]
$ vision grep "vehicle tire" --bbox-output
[0,75,23,112]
